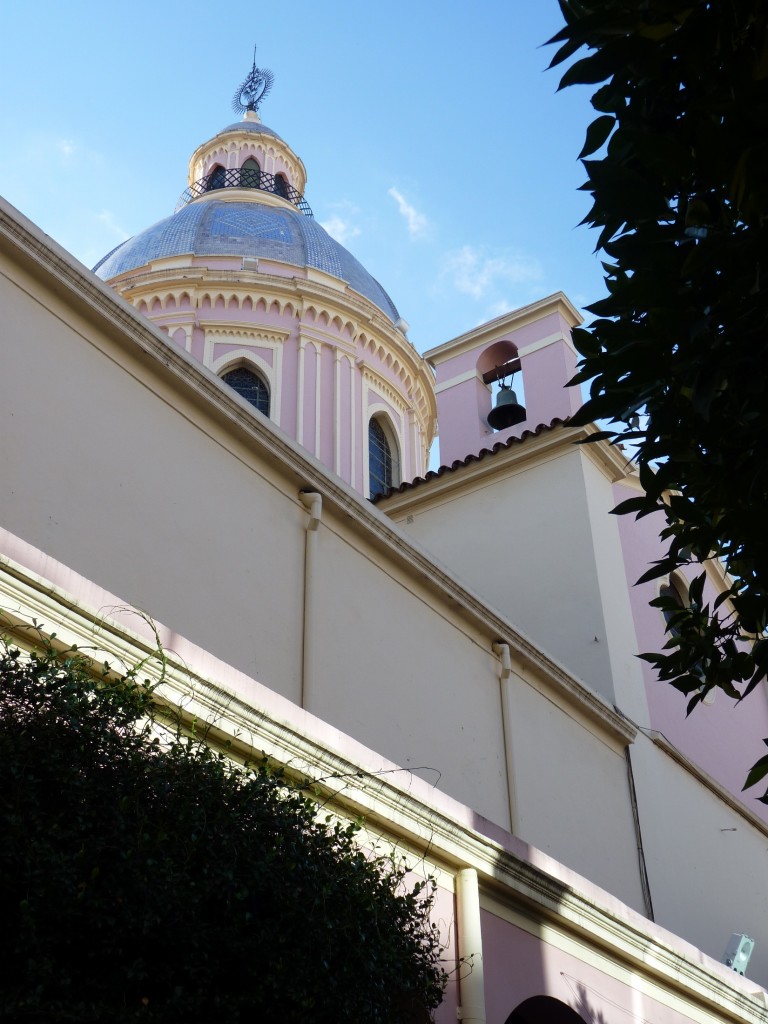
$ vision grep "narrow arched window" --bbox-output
[222,366,270,416]
[369,417,397,497]
[240,158,261,189]
[274,173,289,199]
[207,164,226,191]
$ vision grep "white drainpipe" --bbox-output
[299,490,322,711]
[493,641,518,833]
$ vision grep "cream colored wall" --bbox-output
[0,253,304,703]
[504,667,645,912]
[6,205,768,1002]
[389,445,620,702]
[580,454,651,725]
[0,211,644,908]
[628,733,768,985]
[307,519,512,828]
[1,553,762,1019]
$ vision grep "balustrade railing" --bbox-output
[175,168,313,216]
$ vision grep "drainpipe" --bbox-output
[299,490,322,711]
[492,641,518,833]
[456,868,486,1024]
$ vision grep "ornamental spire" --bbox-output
[232,47,274,117]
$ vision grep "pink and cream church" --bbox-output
[2,59,768,1023]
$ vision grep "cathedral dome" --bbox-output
[91,58,436,498]
[93,199,400,324]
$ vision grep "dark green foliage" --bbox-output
[549,0,768,789]
[0,643,445,1022]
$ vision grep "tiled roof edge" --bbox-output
[373,417,568,502]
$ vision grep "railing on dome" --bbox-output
[175,168,314,216]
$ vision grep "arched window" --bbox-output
[240,158,261,189]
[222,366,270,417]
[274,173,289,199]
[368,416,398,498]
[207,164,226,192]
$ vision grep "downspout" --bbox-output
[299,490,322,711]
[456,868,486,1024]
[493,641,518,833]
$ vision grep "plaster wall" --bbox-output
[503,670,645,913]
[481,902,705,1024]
[614,480,768,825]
[628,732,768,985]
[0,258,304,701]
[580,456,651,725]
[1,535,761,1015]
[0,237,645,905]
[308,520,511,829]
[391,446,619,702]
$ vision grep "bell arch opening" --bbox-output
[477,339,527,432]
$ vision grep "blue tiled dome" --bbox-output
[93,200,400,323]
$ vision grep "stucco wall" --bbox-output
[390,446,621,702]
[629,733,768,985]
[613,479,768,826]
[0,223,644,910]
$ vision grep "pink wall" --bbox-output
[431,309,581,467]
[482,908,696,1024]
[614,481,768,823]
[140,293,426,496]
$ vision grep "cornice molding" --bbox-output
[424,292,583,365]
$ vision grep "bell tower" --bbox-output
[424,292,583,466]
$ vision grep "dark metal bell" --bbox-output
[487,384,526,431]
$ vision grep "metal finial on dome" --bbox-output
[232,47,274,115]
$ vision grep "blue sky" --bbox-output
[0,1,602,352]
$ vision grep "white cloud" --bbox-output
[320,214,361,246]
[443,245,543,300]
[57,139,75,158]
[97,210,130,241]
[484,299,512,321]
[388,187,427,238]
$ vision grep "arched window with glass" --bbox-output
[239,158,261,189]
[206,164,227,192]
[368,416,399,498]
[221,366,270,417]
[274,173,289,199]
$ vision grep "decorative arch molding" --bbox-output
[303,304,358,340]
[358,363,409,419]
[195,289,301,320]
[210,346,280,426]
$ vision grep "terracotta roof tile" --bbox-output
[372,418,567,503]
